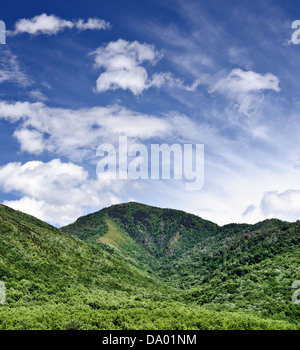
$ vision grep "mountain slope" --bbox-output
[62,202,300,327]
[62,202,219,272]
[0,203,294,330]
[0,204,175,329]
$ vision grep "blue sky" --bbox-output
[1,0,300,226]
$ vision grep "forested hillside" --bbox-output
[0,203,299,329]
[63,202,300,327]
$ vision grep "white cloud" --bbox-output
[151,72,201,92]
[13,129,52,154]
[92,39,201,95]
[0,159,87,200]
[0,101,172,161]
[210,68,280,117]
[212,68,280,94]
[28,90,48,102]
[75,18,111,31]
[8,13,110,36]
[0,100,233,167]
[0,100,222,163]
[9,13,73,36]
[260,189,300,221]
[4,196,84,227]
[0,159,120,226]
[92,39,161,95]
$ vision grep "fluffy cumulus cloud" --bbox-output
[210,68,280,117]
[260,189,300,222]
[0,159,121,226]
[92,39,201,95]
[92,39,161,95]
[8,13,110,36]
[13,128,51,154]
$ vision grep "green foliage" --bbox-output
[0,202,300,329]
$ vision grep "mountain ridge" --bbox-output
[64,201,292,228]
[62,201,300,326]
[0,202,299,329]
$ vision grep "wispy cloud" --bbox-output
[28,90,48,102]
[151,72,201,92]
[75,18,111,31]
[209,68,280,117]
[0,49,31,86]
[8,13,111,36]
[0,101,172,159]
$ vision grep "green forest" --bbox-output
[0,202,299,330]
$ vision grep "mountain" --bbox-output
[0,202,298,329]
[62,202,300,327]
[62,202,219,273]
